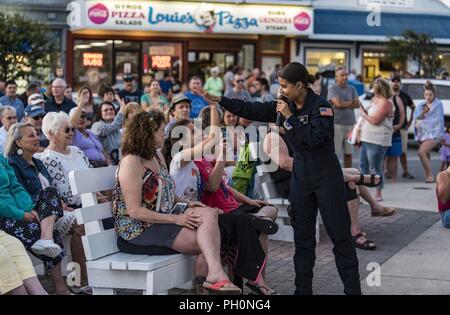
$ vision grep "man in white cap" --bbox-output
[204,66,224,97]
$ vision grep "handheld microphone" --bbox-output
[276,93,288,127]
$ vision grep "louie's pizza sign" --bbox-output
[78,0,313,35]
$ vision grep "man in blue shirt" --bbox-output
[185,76,208,118]
[0,80,25,121]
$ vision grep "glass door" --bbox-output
[114,51,140,89]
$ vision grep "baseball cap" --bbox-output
[123,74,134,82]
[24,105,46,118]
[28,93,45,106]
[391,76,401,82]
[170,94,192,110]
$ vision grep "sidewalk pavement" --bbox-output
[361,221,450,295]
[38,183,445,295]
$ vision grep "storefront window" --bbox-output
[142,42,182,86]
[238,44,255,72]
[73,39,113,94]
[305,48,349,75]
[363,51,397,83]
[261,36,284,53]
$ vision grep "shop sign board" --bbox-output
[78,0,313,35]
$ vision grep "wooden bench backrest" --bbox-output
[69,166,118,261]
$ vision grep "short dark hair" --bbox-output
[94,101,117,122]
[5,80,17,88]
[27,83,38,92]
[256,78,270,91]
[99,84,115,98]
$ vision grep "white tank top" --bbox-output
[360,99,394,147]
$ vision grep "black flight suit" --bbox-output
[219,88,361,295]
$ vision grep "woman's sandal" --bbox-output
[352,233,377,250]
[371,207,396,217]
[245,282,279,295]
[355,174,381,187]
[203,280,242,295]
[249,214,279,235]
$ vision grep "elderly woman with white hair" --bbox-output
[39,111,94,293]
[3,122,73,295]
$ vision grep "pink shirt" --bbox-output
[195,157,239,213]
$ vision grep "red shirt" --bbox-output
[195,157,239,213]
[437,188,450,213]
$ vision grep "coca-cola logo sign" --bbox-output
[293,12,311,31]
[88,3,109,25]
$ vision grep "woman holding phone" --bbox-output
[359,78,394,201]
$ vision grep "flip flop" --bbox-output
[245,282,279,295]
[249,214,279,235]
[355,174,381,187]
[203,280,242,295]
[352,233,377,250]
[371,207,396,217]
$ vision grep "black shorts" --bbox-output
[232,204,262,214]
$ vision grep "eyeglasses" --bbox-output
[32,115,44,120]
[80,114,87,119]
[6,116,17,121]
[236,80,245,83]
[61,127,76,134]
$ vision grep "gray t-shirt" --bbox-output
[225,89,252,101]
[327,84,358,125]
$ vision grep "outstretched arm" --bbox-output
[203,92,277,123]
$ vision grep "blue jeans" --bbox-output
[359,142,388,190]
[442,210,450,229]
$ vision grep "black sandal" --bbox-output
[352,233,377,250]
[245,282,279,295]
[248,214,279,235]
[355,174,381,187]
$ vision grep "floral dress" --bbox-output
[112,156,175,241]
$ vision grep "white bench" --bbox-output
[68,166,195,295]
[249,142,320,243]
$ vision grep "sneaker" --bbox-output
[31,239,62,258]
[402,172,415,179]
[54,212,77,237]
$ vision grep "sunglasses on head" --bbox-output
[62,127,76,134]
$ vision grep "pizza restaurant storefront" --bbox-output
[67,0,313,94]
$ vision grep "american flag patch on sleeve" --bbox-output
[319,107,333,117]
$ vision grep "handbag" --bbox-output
[347,117,363,145]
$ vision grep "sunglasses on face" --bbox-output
[80,114,87,119]
[6,116,17,121]
[236,80,244,83]
[61,127,76,134]
[32,115,44,120]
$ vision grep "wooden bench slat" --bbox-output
[128,254,194,271]
[69,166,117,195]
[110,253,149,270]
[82,229,119,261]
[75,202,113,225]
